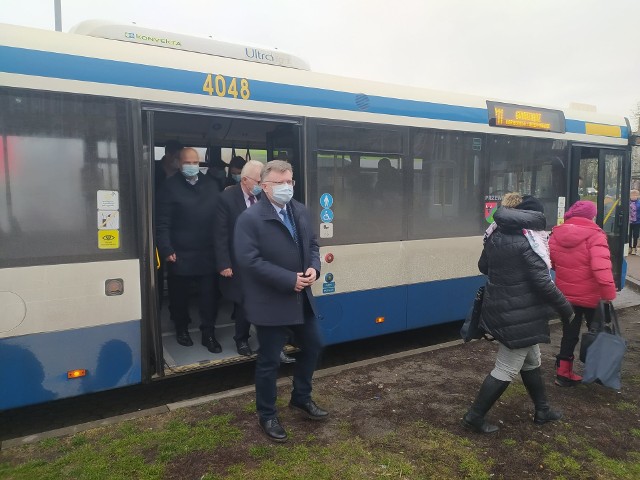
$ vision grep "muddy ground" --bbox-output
[2,306,639,479]
[172,306,640,478]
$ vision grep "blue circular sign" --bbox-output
[320,193,333,209]
[320,209,334,223]
[325,273,334,282]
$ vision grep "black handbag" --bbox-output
[460,286,486,342]
[579,330,597,363]
[579,301,615,363]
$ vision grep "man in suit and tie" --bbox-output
[234,160,328,442]
[215,160,264,356]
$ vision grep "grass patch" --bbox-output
[500,382,527,401]
[336,419,352,438]
[243,401,256,414]
[409,421,492,479]
[0,413,242,480]
[70,433,88,447]
[219,438,415,480]
[39,438,62,449]
[627,375,640,386]
[616,401,638,412]
[248,445,272,460]
[502,438,517,447]
[586,447,640,479]
[630,428,640,438]
[543,450,581,475]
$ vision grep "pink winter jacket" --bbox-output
[549,217,616,308]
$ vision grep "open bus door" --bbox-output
[140,109,165,378]
[139,108,305,377]
[569,146,630,289]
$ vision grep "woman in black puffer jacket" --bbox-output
[462,195,574,434]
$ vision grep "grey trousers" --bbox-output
[491,343,542,381]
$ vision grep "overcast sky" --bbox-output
[2,0,639,127]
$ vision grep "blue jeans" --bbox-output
[254,317,323,420]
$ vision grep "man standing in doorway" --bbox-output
[156,147,222,353]
[215,160,264,356]
[155,140,182,191]
[234,160,327,442]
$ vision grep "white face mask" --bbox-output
[271,184,293,204]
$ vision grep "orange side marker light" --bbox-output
[67,369,87,379]
[375,316,385,324]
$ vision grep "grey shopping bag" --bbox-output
[582,304,626,390]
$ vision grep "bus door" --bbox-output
[140,109,164,378]
[569,146,629,288]
[141,107,305,376]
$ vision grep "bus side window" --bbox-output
[0,89,135,267]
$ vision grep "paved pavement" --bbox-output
[626,253,640,286]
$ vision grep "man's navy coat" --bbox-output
[233,195,321,327]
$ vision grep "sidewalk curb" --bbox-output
[625,276,640,294]
[4,297,639,449]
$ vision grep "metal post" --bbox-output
[54,0,62,32]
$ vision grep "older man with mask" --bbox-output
[215,159,264,356]
[156,147,221,353]
[233,160,327,442]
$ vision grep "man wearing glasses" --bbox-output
[234,160,327,442]
[215,159,264,356]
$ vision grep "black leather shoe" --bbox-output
[202,334,222,353]
[289,399,329,421]
[236,340,253,356]
[280,350,296,364]
[176,330,193,347]
[259,417,288,443]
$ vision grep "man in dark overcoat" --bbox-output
[234,160,327,442]
[215,159,264,356]
[156,147,221,353]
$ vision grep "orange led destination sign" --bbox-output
[487,101,565,133]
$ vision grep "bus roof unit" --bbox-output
[69,20,310,71]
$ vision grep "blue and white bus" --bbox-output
[0,21,631,410]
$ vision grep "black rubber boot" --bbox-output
[462,374,510,434]
[520,367,563,425]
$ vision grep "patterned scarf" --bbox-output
[483,222,551,270]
